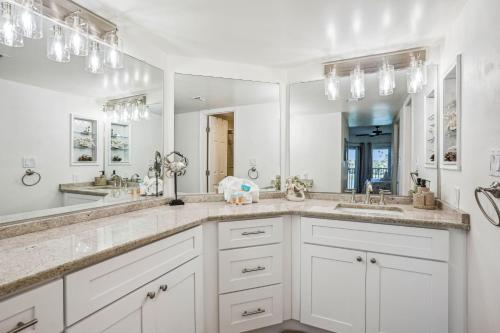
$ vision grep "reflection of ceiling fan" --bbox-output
[356,126,392,137]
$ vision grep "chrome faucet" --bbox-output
[131,173,141,182]
[350,189,356,203]
[364,180,373,204]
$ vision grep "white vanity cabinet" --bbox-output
[66,257,203,333]
[0,280,63,333]
[218,218,284,333]
[65,225,204,333]
[300,218,449,333]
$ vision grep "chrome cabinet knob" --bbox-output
[370,258,377,264]
[147,291,156,299]
[356,256,363,262]
[159,284,168,292]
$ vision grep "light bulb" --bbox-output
[132,104,140,121]
[104,30,123,69]
[47,25,70,63]
[324,66,340,101]
[350,64,365,100]
[85,41,104,74]
[18,0,42,39]
[0,2,23,47]
[65,13,88,56]
[142,105,150,120]
[112,109,119,122]
[379,61,395,96]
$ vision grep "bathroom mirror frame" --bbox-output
[287,50,442,199]
[172,72,284,197]
[0,32,167,226]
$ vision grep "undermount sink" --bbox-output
[334,203,404,217]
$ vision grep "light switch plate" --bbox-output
[490,149,500,177]
[22,157,36,168]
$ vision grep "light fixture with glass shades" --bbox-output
[0,2,23,47]
[47,24,70,63]
[17,0,42,39]
[324,66,341,101]
[65,11,88,56]
[407,55,427,94]
[379,59,395,96]
[104,29,123,69]
[0,0,125,75]
[103,95,151,123]
[323,48,427,101]
[350,64,365,100]
[86,40,104,73]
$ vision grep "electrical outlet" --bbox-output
[490,149,500,177]
[22,157,36,168]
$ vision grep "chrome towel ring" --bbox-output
[22,169,41,187]
[475,182,500,226]
[248,167,259,180]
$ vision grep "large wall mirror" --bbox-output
[0,15,164,223]
[290,52,439,197]
[174,74,280,194]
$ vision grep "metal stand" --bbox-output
[169,173,184,206]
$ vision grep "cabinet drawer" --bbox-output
[219,284,283,333]
[219,244,283,293]
[218,218,283,250]
[65,226,202,325]
[0,280,63,333]
[301,218,449,261]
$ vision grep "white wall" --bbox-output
[0,78,102,215]
[290,112,343,192]
[175,103,280,193]
[439,0,500,332]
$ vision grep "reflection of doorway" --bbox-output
[206,112,234,192]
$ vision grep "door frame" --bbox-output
[198,107,237,193]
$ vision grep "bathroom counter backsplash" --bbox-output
[0,198,469,300]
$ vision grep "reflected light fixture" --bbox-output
[86,40,104,74]
[324,66,340,101]
[65,11,88,56]
[407,55,427,93]
[350,64,365,100]
[379,59,395,96]
[0,2,23,47]
[47,24,70,62]
[104,29,123,69]
[18,0,42,39]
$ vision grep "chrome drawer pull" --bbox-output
[242,266,266,274]
[242,308,266,317]
[241,230,265,236]
[7,319,38,333]
[159,284,168,292]
[147,291,156,299]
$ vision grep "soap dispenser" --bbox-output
[94,170,107,186]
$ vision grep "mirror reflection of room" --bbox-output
[290,49,438,196]
[0,15,164,221]
[174,74,280,194]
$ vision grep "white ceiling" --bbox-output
[0,17,163,101]
[290,70,409,127]
[75,0,467,67]
[174,74,279,113]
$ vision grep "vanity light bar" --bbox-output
[323,47,427,77]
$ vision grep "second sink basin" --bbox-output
[334,203,404,217]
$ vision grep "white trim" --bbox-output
[440,54,462,171]
[108,122,132,166]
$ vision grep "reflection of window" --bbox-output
[372,148,390,180]
[347,148,358,189]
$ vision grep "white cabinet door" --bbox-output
[66,282,154,333]
[366,253,448,333]
[301,244,366,333]
[148,257,204,333]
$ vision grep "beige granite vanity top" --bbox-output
[0,198,469,300]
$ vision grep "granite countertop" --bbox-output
[59,182,140,197]
[0,198,469,300]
